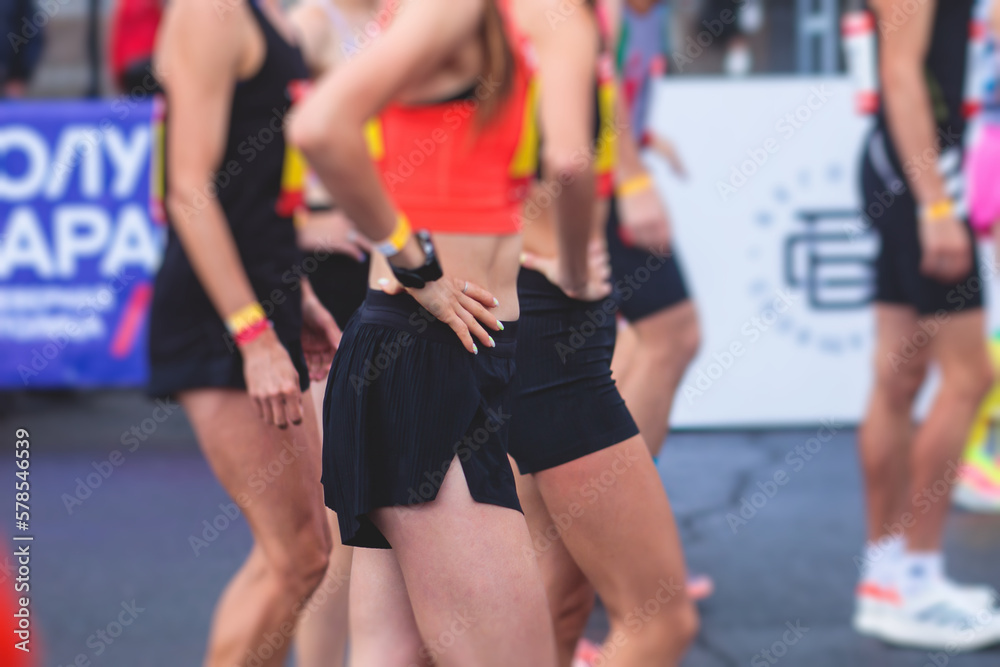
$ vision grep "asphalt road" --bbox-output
[2,390,1000,667]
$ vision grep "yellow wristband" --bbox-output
[226,302,266,335]
[616,173,654,198]
[919,199,954,224]
[375,213,411,257]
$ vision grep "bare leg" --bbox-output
[372,459,558,667]
[905,309,992,549]
[295,382,352,667]
[534,437,698,666]
[349,548,427,667]
[858,304,930,544]
[181,389,332,667]
[613,302,700,457]
[514,460,594,667]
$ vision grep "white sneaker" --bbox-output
[853,582,899,636]
[862,582,1000,651]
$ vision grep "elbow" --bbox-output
[542,149,591,184]
[289,105,341,163]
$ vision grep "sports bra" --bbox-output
[364,1,538,235]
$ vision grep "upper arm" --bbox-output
[157,0,243,199]
[294,0,485,136]
[870,0,936,81]
[516,0,598,167]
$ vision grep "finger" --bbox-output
[269,395,288,429]
[520,251,540,270]
[455,279,498,309]
[459,293,502,330]
[251,396,265,421]
[259,395,276,425]
[352,233,373,253]
[284,389,304,426]
[440,310,477,354]
[457,306,494,349]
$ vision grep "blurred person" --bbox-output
[954,0,1000,512]
[697,0,764,75]
[853,0,1000,651]
[286,1,379,664]
[507,1,697,665]
[607,0,714,605]
[1,0,45,97]
[108,0,163,94]
[290,0,559,664]
[149,1,342,664]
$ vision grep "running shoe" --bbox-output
[954,462,1000,513]
[856,581,1000,651]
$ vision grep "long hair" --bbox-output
[477,0,516,124]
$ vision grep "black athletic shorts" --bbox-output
[507,269,639,474]
[861,130,983,316]
[606,198,691,322]
[321,290,521,549]
[307,252,370,329]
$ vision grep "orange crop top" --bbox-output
[364,4,538,235]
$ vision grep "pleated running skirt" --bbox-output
[321,289,521,548]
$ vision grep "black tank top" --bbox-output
[154,1,310,346]
[873,0,973,166]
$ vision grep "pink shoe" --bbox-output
[572,638,602,667]
[687,573,715,601]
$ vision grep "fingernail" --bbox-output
[496,320,504,330]
[377,278,389,287]
[472,344,479,355]
[519,252,527,264]
[493,298,500,307]
[488,336,496,347]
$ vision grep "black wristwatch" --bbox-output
[390,231,444,289]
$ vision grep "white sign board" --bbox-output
[648,77,996,428]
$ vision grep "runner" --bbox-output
[507,1,697,665]
[853,0,1000,650]
[606,0,713,604]
[290,0,558,664]
[287,2,379,663]
[149,1,341,665]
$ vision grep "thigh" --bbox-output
[349,548,427,667]
[179,388,328,563]
[871,303,932,384]
[629,299,699,352]
[534,436,689,620]
[514,460,593,611]
[372,458,556,667]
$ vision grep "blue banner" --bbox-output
[0,100,163,388]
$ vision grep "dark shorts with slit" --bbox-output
[321,290,521,549]
[507,269,639,474]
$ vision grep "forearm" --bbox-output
[166,189,260,320]
[296,124,425,268]
[881,65,948,206]
[613,86,646,182]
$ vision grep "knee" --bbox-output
[272,525,332,601]
[874,355,928,411]
[941,361,994,405]
[552,580,595,643]
[641,316,701,372]
[623,598,699,660]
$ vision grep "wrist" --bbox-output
[388,235,427,270]
[617,172,654,199]
[237,320,276,352]
[918,198,955,226]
